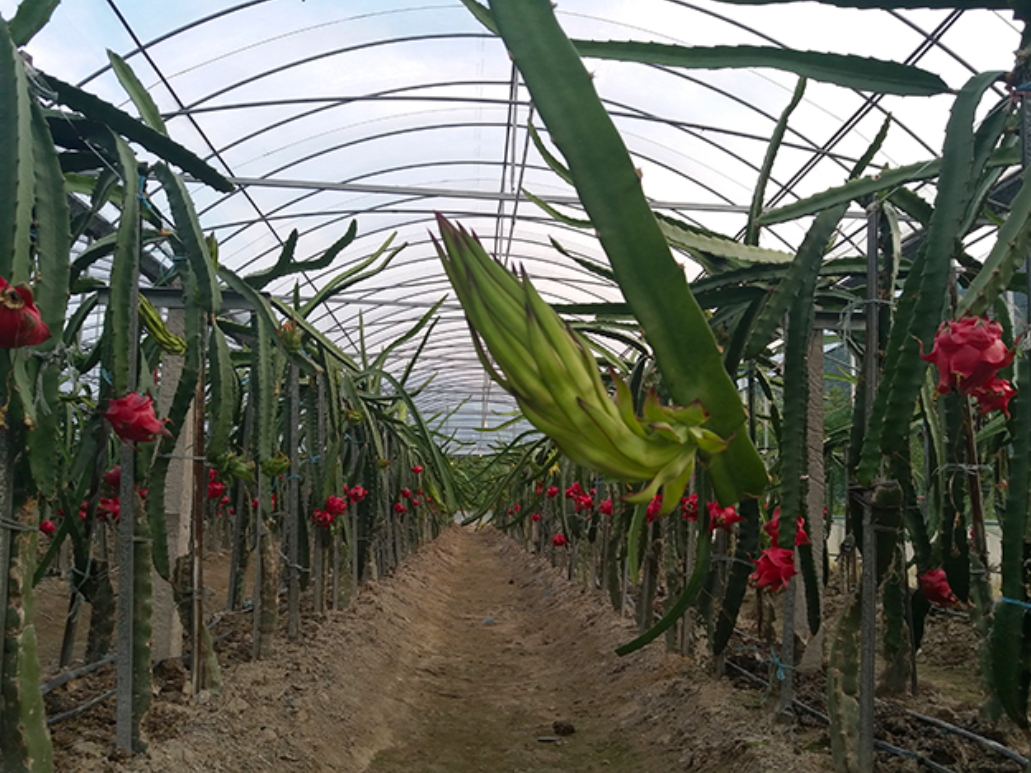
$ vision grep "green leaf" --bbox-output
[760,145,1017,226]
[858,71,1006,485]
[958,170,1031,318]
[575,40,948,97]
[617,522,712,655]
[0,15,35,282]
[523,189,592,228]
[528,120,572,185]
[744,204,848,360]
[207,321,237,461]
[147,280,203,579]
[549,238,615,283]
[244,220,358,291]
[747,77,806,246]
[63,292,97,346]
[658,213,794,264]
[489,0,767,504]
[107,50,167,135]
[9,0,60,46]
[851,112,892,179]
[371,297,446,372]
[29,98,70,345]
[300,231,398,317]
[108,136,140,395]
[989,354,1031,729]
[153,162,222,315]
[42,72,233,193]
[69,228,165,286]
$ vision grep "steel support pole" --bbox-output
[858,202,881,773]
[115,184,142,753]
[286,365,301,639]
[190,362,206,695]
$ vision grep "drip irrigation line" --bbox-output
[905,709,1029,767]
[724,659,1025,773]
[40,655,116,696]
[46,688,116,727]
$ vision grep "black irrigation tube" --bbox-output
[41,654,116,695]
[729,625,1029,767]
[724,659,961,773]
[905,709,1029,768]
[42,629,235,727]
[46,688,116,727]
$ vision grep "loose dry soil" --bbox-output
[44,526,831,772]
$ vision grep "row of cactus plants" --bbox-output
[438,2,1031,772]
[0,3,458,767]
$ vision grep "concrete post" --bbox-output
[151,308,194,661]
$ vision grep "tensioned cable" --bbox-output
[761,10,964,214]
[103,0,364,357]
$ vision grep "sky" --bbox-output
[1,0,1021,450]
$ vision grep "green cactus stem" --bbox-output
[989,354,1030,736]
[130,493,152,749]
[1,499,54,773]
[254,496,279,660]
[83,553,115,664]
[828,592,862,773]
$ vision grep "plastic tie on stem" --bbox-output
[996,596,1031,611]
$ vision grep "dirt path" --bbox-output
[59,526,827,773]
[363,528,639,773]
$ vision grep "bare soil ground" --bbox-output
[41,527,829,772]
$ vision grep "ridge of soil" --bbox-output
[55,526,828,772]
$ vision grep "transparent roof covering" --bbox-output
[5,0,1019,450]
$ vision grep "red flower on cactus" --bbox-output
[207,480,226,500]
[325,495,347,516]
[0,276,50,348]
[535,482,544,496]
[599,498,613,516]
[682,493,698,522]
[349,485,368,503]
[412,465,424,474]
[98,497,120,523]
[401,488,412,499]
[311,509,334,529]
[921,316,1014,395]
[645,494,663,524]
[707,502,743,532]
[393,502,407,514]
[104,466,121,489]
[552,533,567,547]
[546,485,559,498]
[919,569,959,608]
[969,376,1017,418]
[513,504,521,512]
[412,498,421,507]
[574,494,593,513]
[39,519,56,535]
[531,513,541,522]
[220,495,230,507]
[764,507,808,546]
[565,482,584,500]
[750,547,796,592]
[101,393,172,444]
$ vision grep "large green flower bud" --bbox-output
[433,214,728,516]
